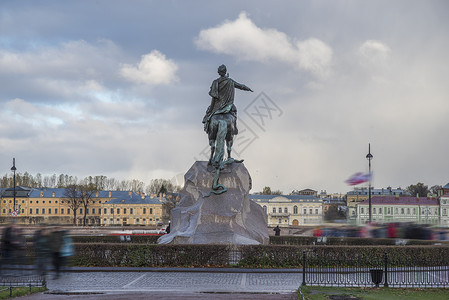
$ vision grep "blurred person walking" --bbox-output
[33,227,51,275]
[60,230,74,273]
[1,223,19,266]
[49,227,64,279]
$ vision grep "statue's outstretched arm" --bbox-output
[234,81,253,92]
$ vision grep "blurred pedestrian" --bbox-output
[60,230,74,272]
[34,227,51,275]
[49,227,64,279]
[1,223,19,265]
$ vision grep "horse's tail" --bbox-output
[213,119,227,166]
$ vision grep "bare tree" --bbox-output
[64,185,83,225]
[146,179,179,195]
[162,193,181,223]
[64,184,96,226]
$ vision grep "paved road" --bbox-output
[18,271,301,300]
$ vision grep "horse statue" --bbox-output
[202,65,252,195]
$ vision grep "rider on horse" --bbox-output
[202,64,253,167]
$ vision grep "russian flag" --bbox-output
[345,172,372,186]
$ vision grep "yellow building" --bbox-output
[0,186,163,226]
[100,193,164,226]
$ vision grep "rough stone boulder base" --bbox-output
[158,161,269,244]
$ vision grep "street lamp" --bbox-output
[11,158,17,213]
[366,144,373,223]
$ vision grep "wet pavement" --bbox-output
[16,269,301,300]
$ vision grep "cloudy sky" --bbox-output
[1,0,448,194]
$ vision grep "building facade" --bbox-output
[347,187,409,221]
[250,194,323,227]
[440,194,449,227]
[0,186,163,226]
[356,196,440,225]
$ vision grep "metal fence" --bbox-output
[302,251,449,288]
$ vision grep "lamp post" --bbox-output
[366,144,373,223]
[11,158,17,213]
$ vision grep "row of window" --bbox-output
[360,207,441,216]
[104,207,154,215]
[263,206,320,215]
[102,218,159,224]
[3,207,157,215]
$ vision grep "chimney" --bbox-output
[109,191,112,198]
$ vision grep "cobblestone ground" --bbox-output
[17,271,301,299]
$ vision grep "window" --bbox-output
[309,208,313,214]
[104,208,106,214]
[361,208,364,214]
[29,208,32,214]
[284,207,288,213]
[117,208,120,214]
[80,208,83,214]
[272,207,276,213]
[61,208,64,214]
[49,201,52,204]
[278,207,282,213]
[42,208,45,214]
[104,218,106,223]
[315,208,318,214]
[395,208,398,214]
[407,208,410,215]
[110,208,114,214]
[143,208,147,214]
[36,208,39,214]
[86,208,89,214]
[387,208,391,214]
[150,208,153,214]
[67,208,70,214]
[110,218,113,224]
[443,208,447,215]
[263,206,267,213]
[55,208,58,214]
[373,208,376,214]
[304,209,307,214]
[21,209,24,214]
[413,208,416,215]
[92,208,95,214]
[293,206,298,214]
[124,208,127,214]
[130,208,133,214]
[48,208,51,214]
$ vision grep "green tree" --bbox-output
[262,186,272,195]
[407,182,429,197]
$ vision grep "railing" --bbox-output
[302,251,449,288]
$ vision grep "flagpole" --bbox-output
[366,144,373,223]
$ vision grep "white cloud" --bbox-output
[195,12,333,79]
[358,40,391,66]
[0,39,120,78]
[120,50,178,85]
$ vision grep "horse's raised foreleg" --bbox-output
[208,139,215,165]
[212,120,227,168]
[226,136,233,159]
